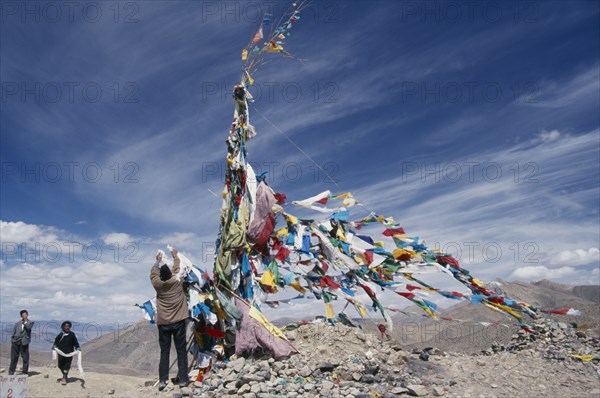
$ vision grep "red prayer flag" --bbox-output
[396,291,415,300]
[543,308,570,315]
[275,246,290,261]
[383,227,405,236]
[438,255,460,269]
[204,327,225,339]
[274,193,287,205]
[323,276,340,289]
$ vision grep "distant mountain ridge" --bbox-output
[572,285,600,303]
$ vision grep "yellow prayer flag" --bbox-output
[260,269,276,287]
[245,71,254,85]
[472,278,485,287]
[356,303,367,317]
[355,252,368,266]
[325,303,335,319]
[285,214,298,225]
[393,248,414,259]
[266,44,283,53]
[342,197,357,207]
[332,192,352,199]
[424,308,437,319]
[275,227,288,240]
[289,280,306,295]
[248,306,288,340]
[485,301,522,319]
[241,49,248,61]
[568,354,596,362]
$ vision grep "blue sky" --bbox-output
[1,1,599,325]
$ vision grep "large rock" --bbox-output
[231,357,246,373]
[407,384,429,396]
[321,380,334,390]
[390,386,409,394]
[299,365,313,377]
[237,384,251,395]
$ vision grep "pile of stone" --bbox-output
[494,317,600,362]
[187,322,448,398]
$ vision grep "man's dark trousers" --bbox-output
[9,342,29,374]
[158,320,188,384]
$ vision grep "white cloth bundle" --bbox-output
[155,249,173,268]
[171,245,193,281]
[52,348,84,378]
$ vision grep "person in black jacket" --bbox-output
[52,321,80,385]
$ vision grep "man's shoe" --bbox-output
[158,381,167,391]
[8,372,14,376]
[178,380,189,388]
[61,377,67,385]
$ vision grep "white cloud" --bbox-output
[553,248,600,266]
[0,220,213,323]
[0,220,59,244]
[154,232,207,249]
[101,232,135,246]
[0,261,148,323]
[534,130,561,143]
[510,265,577,281]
